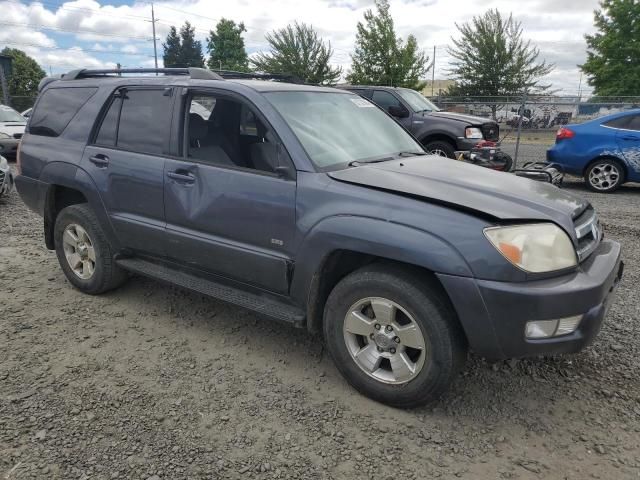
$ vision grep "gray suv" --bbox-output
[340,85,499,158]
[15,68,623,407]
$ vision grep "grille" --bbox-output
[573,207,602,262]
[13,133,23,139]
[482,123,499,141]
[0,171,5,185]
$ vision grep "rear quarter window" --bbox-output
[29,87,97,137]
[603,116,631,130]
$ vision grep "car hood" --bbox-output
[0,122,26,135]
[328,156,588,236]
[427,111,496,125]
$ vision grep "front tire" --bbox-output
[584,158,625,193]
[323,264,467,408]
[54,204,127,294]
[424,140,456,159]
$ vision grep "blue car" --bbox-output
[547,109,640,192]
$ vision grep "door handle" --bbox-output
[167,171,195,184]
[621,135,638,141]
[89,154,109,167]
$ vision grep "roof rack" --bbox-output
[211,69,303,84]
[61,67,223,81]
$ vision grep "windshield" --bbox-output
[265,91,424,170]
[0,105,26,123]
[397,89,440,113]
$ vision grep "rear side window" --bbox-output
[29,87,97,137]
[603,116,631,129]
[94,88,173,155]
[626,115,640,131]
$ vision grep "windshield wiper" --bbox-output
[348,151,426,166]
[397,151,427,157]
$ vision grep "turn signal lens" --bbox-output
[498,242,522,264]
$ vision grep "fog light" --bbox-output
[556,315,582,336]
[525,320,558,339]
[525,315,583,339]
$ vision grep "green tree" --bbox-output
[0,48,46,111]
[162,21,204,68]
[581,0,640,97]
[347,0,428,89]
[162,26,182,68]
[447,9,553,119]
[207,18,249,72]
[251,22,341,85]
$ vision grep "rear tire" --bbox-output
[584,158,625,193]
[424,140,456,159]
[323,263,467,408]
[54,204,127,294]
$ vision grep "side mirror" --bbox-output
[388,105,409,118]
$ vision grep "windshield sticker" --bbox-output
[350,98,375,108]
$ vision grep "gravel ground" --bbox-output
[1,156,639,480]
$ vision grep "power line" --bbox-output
[0,20,153,41]
[0,40,153,57]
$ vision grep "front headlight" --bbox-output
[484,223,577,273]
[0,132,11,139]
[0,156,7,168]
[465,127,483,139]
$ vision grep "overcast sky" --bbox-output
[0,0,600,95]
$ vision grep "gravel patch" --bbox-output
[1,161,639,479]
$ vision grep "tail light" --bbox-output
[556,127,575,141]
[16,139,22,175]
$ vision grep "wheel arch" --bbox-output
[290,216,473,334]
[419,132,457,148]
[583,154,629,182]
[40,162,118,250]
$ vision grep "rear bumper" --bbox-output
[15,174,49,215]
[437,239,623,359]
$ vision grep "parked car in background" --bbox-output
[547,109,640,193]
[339,85,500,158]
[0,154,13,198]
[16,68,623,408]
[0,105,27,159]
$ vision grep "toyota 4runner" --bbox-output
[16,68,623,408]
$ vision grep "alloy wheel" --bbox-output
[589,162,621,191]
[62,223,96,280]
[343,297,427,385]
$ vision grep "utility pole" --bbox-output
[431,45,436,97]
[151,3,159,74]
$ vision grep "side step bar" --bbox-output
[116,258,306,327]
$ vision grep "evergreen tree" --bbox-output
[347,0,428,89]
[162,22,204,68]
[207,19,249,72]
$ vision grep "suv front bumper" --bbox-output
[437,239,623,359]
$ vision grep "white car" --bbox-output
[0,154,13,198]
[0,104,27,159]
